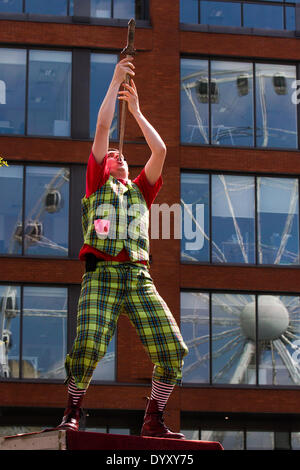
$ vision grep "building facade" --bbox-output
[1,0,300,450]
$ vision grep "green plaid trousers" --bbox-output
[65,262,188,390]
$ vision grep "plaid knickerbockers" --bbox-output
[65,262,188,390]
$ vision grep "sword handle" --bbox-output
[122,18,136,57]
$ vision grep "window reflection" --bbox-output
[25,0,68,15]
[90,53,118,139]
[181,173,209,263]
[90,0,135,18]
[181,59,297,149]
[181,291,300,386]
[211,61,254,147]
[0,284,117,382]
[180,0,295,31]
[200,1,241,27]
[244,3,284,29]
[202,430,244,450]
[257,177,299,264]
[181,172,300,266]
[291,432,300,449]
[258,295,300,385]
[22,286,67,379]
[181,292,210,383]
[0,0,70,15]
[91,0,112,17]
[181,429,200,440]
[255,64,297,149]
[0,0,22,13]
[92,335,116,381]
[114,0,135,18]
[0,48,26,135]
[286,6,295,30]
[0,165,23,255]
[0,0,141,18]
[0,285,20,379]
[212,293,256,384]
[24,166,70,256]
[28,50,72,137]
[180,0,198,23]
[0,164,70,257]
[246,431,274,450]
[181,58,209,144]
[212,175,255,264]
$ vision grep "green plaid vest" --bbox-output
[82,175,149,262]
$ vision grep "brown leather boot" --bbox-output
[141,398,185,439]
[56,394,85,431]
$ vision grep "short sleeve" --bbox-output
[85,152,110,197]
[133,168,163,208]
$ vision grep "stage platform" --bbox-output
[0,429,223,451]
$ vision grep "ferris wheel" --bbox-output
[9,167,69,255]
[0,167,70,378]
[181,292,300,386]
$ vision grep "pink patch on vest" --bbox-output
[94,219,110,235]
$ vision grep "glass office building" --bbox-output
[1,0,300,450]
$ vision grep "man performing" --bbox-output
[57,57,188,439]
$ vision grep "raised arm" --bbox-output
[118,80,167,185]
[92,57,135,164]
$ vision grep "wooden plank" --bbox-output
[0,429,223,451]
[0,430,67,450]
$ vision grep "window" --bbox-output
[0,284,67,380]
[182,427,293,450]
[0,0,73,15]
[0,47,125,140]
[181,290,300,386]
[255,63,297,149]
[0,284,116,382]
[210,60,254,147]
[90,53,118,139]
[91,0,136,19]
[0,0,147,19]
[200,1,241,27]
[0,48,72,137]
[181,58,297,149]
[203,430,245,450]
[23,0,70,15]
[181,173,210,262]
[212,174,255,264]
[28,50,72,137]
[181,172,299,265]
[92,335,116,382]
[246,431,274,450]
[0,164,70,257]
[257,177,299,264]
[0,49,26,135]
[180,291,210,383]
[180,0,296,31]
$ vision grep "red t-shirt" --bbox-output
[79,152,163,262]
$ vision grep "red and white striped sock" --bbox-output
[68,377,86,407]
[150,380,175,411]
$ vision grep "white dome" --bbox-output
[240,296,289,341]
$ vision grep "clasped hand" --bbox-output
[112,57,140,116]
[118,79,140,116]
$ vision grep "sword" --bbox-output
[118,18,136,161]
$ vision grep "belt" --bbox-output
[85,253,152,272]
